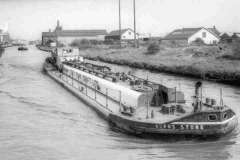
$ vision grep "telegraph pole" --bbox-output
[119,0,122,49]
[134,0,136,48]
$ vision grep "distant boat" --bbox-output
[18,46,28,51]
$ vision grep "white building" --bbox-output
[105,28,139,41]
[0,21,10,43]
[162,27,220,44]
[0,21,9,33]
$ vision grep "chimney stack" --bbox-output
[57,20,60,27]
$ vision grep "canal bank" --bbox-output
[37,45,240,86]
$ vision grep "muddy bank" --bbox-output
[36,45,52,52]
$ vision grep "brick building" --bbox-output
[42,20,108,45]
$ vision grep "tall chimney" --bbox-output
[194,81,202,112]
[57,20,60,27]
[4,21,8,33]
[195,81,202,98]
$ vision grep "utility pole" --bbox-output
[119,0,122,49]
[133,0,136,48]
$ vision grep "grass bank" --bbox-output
[79,44,240,85]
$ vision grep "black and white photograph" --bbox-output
[0,0,240,159]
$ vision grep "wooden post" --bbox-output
[106,88,108,108]
[146,95,149,119]
[95,85,97,100]
[67,73,68,83]
[78,75,80,89]
[175,87,177,104]
[119,91,121,112]
[72,72,73,85]
[85,81,88,95]
[119,0,122,49]
[133,0,137,48]
[220,89,223,106]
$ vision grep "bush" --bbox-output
[97,40,104,45]
[115,40,120,45]
[192,38,205,46]
[147,43,160,54]
[89,39,98,45]
[79,45,92,50]
[103,39,116,45]
[70,40,81,47]
[233,43,240,54]
[70,39,91,46]
[80,39,91,45]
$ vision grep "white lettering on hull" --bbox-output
[156,124,204,130]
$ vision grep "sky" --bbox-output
[0,0,239,41]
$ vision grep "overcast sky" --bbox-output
[0,0,239,40]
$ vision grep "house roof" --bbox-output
[42,30,108,37]
[106,28,134,36]
[236,33,240,37]
[232,33,240,38]
[207,27,220,35]
[163,27,220,40]
[220,33,231,38]
[221,32,234,37]
[162,27,203,40]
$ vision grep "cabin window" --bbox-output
[202,32,206,38]
[223,113,228,120]
[208,114,217,121]
[129,32,131,35]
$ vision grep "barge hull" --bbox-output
[43,62,238,137]
[109,113,238,136]
[43,65,112,120]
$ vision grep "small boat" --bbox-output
[42,47,238,138]
[18,46,28,51]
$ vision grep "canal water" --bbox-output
[0,46,240,160]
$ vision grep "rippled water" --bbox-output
[0,46,240,160]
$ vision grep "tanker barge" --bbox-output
[43,47,238,137]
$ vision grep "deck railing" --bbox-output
[49,69,131,113]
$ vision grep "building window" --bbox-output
[129,32,131,35]
[123,36,125,39]
[202,32,206,38]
